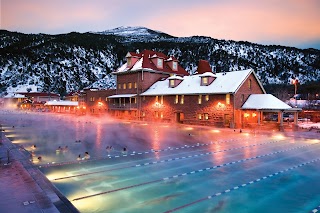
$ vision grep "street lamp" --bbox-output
[292,79,298,96]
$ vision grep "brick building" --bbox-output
[86,49,299,129]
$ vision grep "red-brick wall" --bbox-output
[85,89,116,114]
[116,72,169,95]
[141,94,233,127]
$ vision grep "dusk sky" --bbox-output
[1,0,320,49]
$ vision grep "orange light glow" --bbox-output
[98,102,103,106]
[244,113,250,118]
[252,113,257,117]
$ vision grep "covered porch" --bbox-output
[241,94,302,131]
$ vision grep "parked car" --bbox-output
[283,114,294,122]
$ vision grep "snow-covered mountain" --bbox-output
[0,27,319,97]
[95,26,174,42]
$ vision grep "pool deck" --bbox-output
[0,123,318,213]
[0,135,79,213]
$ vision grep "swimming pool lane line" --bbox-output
[71,142,319,201]
[164,157,320,213]
[39,139,241,168]
[54,140,281,181]
[311,205,320,213]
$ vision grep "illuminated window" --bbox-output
[198,113,202,120]
[156,96,159,103]
[118,84,121,89]
[202,77,208,85]
[204,113,209,120]
[127,58,131,67]
[90,97,95,102]
[134,82,137,88]
[128,82,132,89]
[226,94,230,105]
[169,79,175,87]
[198,95,202,104]
[160,112,163,118]
[123,83,126,89]
[155,111,159,118]
[105,97,108,101]
[134,97,137,104]
[142,111,145,117]
[172,61,178,71]
[98,97,102,101]
[180,95,184,104]
[157,58,163,68]
[248,79,252,89]
[205,95,209,101]
[160,95,163,104]
[175,95,179,104]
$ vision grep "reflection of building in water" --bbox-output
[152,127,160,160]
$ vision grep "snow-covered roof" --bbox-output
[108,94,136,98]
[45,100,78,106]
[4,93,26,98]
[141,69,255,96]
[198,72,217,78]
[113,50,189,76]
[241,94,292,110]
[168,75,184,80]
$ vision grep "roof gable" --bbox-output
[114,50,189,76]
[141,69,255,96]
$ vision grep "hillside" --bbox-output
[0,27,319,97]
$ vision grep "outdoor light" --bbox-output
[244,113,250,118]
[252,113,257,117]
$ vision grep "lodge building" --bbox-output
[85,49,299,130]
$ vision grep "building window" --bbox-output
[198,113,202,120]
[205,95,209,101]
[180,95,184,104]
[98,97,102,101]
[127,58,131,67]
[156,96,159,103]
[160,95,163,104]
[90,97,95,102]
[204,113,209,120]
[134,97,137,104]
[202,77,208,85]
[143,96,145,101]
[172,61,178,71]
[128,82,132,89]
[160,112,163,118]
[118,84,121,89]
[175,95,179,104]
[105,97,108,101]
[155,111,159,118]
[142,111,145,117]
[241,94,245,102]
[134,82,137,89]
[226,94,230,105]
[198,95,202,104]
[248,79,252,89]
[123,83,126,89]
[169,79,175,87]
[157,58,163,68]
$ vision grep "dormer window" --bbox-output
[169,79,175,87]
[127,58,131,67]
[172,61,178,71]
[199,72,217,86]
[202,77,208,85]
[168,75,184,88]
[157,58,163,68]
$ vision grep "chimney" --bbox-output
[196,60,212,74]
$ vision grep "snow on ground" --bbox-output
[298,121,320,129]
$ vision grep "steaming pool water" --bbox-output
[1,110,320,213]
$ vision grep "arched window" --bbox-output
[248,79,252,89]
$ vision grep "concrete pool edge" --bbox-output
[0,135,80,213]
